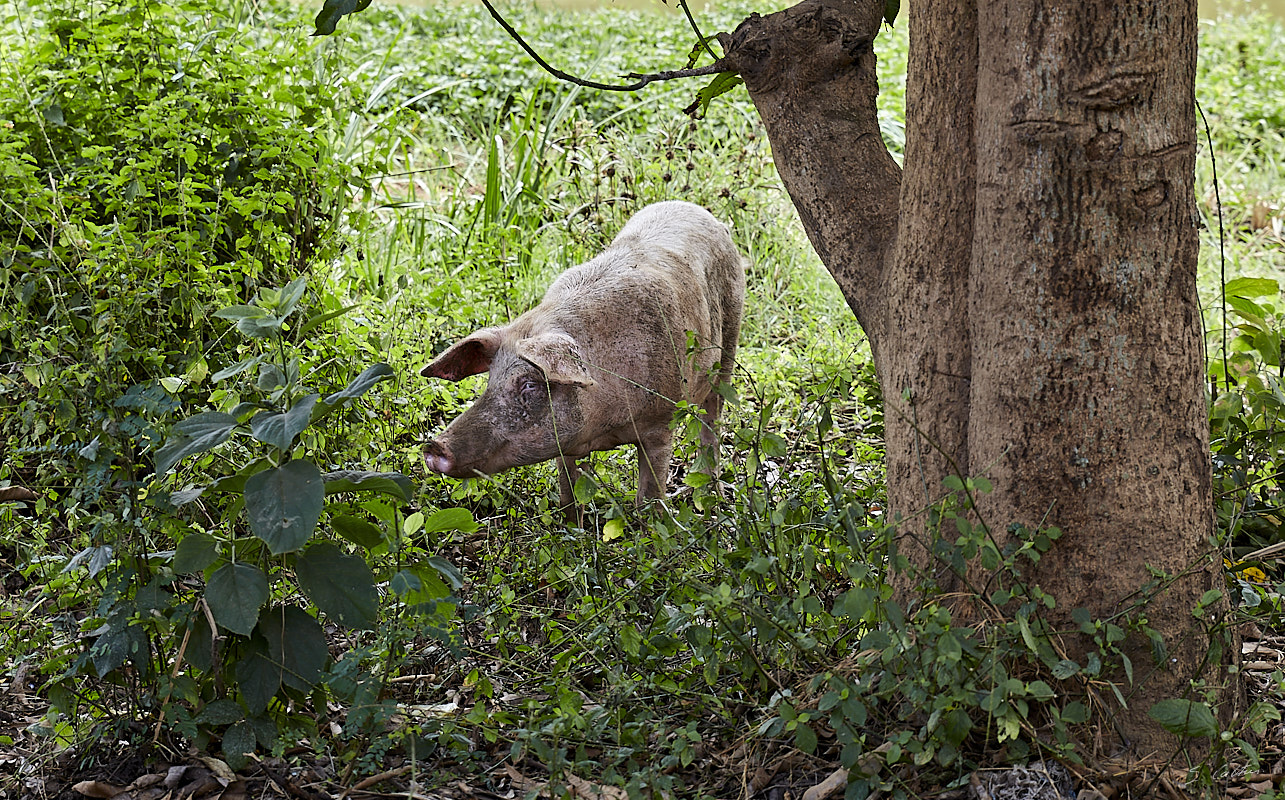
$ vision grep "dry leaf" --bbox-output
[73,780,128,798]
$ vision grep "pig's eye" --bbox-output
[519,378,545,398]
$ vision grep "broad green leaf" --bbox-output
[276,277,308,318]
[249,394,319,451]
[422,507,478,535]
[222,721,256,769]
[214,304,283,339]
[1254,330,1282,367]
[1061,701,1088,724]
[332,515,384,548]
[246,460,324,554]
[1148,698,1219,739]
[235,637,279,714]
[185,613,216,674]
[760,432,788,458]
[296,542,378,629]
[942,707,971,746]
[619,624,642,657]
[390,569,422,598]
[794,722,818,754]
[1051,659,1081,679]
[155,411,237,474]
[884,0,899,25]
[427,555,464,590]
[1226,295,1267,328]
[323,470,414,503]
[174,533,219,574]
[313,0,374,35]
[311,364,395,422]
[398,565,450,604]
[206,563,269,636]
[258,605,329,690]
[1225,276,1280,299]
[603,517,625,542]
[194,698,244,726]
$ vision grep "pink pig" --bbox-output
[420,201,746,508]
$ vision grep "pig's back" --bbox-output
[542,201,739,321]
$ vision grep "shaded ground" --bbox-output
[5,628,1285,799]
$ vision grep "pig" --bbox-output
[420,200,746,509]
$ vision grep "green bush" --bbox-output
[0,0,368,500]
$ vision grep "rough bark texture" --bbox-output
[968,0,1226,749]
[718,0,1233,758]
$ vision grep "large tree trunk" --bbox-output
[718,0,1233,758]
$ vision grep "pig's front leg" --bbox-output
[636,431,675,504]
[557,455,580,512]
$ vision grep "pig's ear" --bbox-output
[515,333,595,388]
[420,328,503,381]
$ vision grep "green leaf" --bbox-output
[397,565,450,604]
[323,470,414,503]
[223,720,256,769]
[603,517,625,542]
[794,722,818,754]
[235,637,279,715]
[684,71,744,119]
[296,542,379,629]
[390,570,421,598]
[155,411,238,474]
[1225,276,1280,299]
[214,304,283,338]
[1051,659,1081,679]
[313,0,374,35]
[422,507,478,535]
[942,707,971,746]
[174,534,219,574]
[311,364,395,422]
[332,514,384,548]
[619,624,642,657]
[194,698,244,726]
[1254,330,1282,367]
[1148,699,1219,739]
[276,277,308,318]
[185,613,216,674]
[1226,295,1268,328]
[427,555,464,590]
[249,394,319,451]
[760,432,788,458]
[258,605,329,690]
[883,0,899,25]
[297,304,359,338]
[246,460,324,554]
[206,563,269,636]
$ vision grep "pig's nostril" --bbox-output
[423,441,454,474]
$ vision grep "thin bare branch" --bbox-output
[478,0,729,92]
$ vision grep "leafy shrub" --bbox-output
[0,0,368,507]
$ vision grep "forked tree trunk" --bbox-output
[717,0,1234,757]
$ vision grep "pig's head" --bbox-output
[420,327,596,480]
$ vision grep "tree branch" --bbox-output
[479,0,727,92]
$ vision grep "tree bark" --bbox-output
[717,0,1234,758]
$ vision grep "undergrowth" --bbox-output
[1,0,1285,797]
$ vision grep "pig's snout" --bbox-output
[422,440,456,476]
